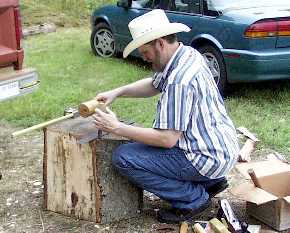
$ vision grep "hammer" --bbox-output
[11,99,106,137]
[237,127,260,162]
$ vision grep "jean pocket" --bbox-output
[179,164,210,182]
[179,165,196,181]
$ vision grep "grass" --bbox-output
[0,28,155,126]
[0,27,289,157]
[20,0,116,27]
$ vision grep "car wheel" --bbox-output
[90,23,116,58]
[197,45,227,95]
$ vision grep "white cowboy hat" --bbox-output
[123,9,190,58]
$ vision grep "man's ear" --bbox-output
[156,38,165,50]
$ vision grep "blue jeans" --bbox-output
[112,142,223,210]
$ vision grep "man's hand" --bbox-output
[95,89,119,106]
[92,108,120,133]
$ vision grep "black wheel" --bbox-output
[197,44,228,95]
[90,23,116,58]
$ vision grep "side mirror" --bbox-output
[117,0,131,8]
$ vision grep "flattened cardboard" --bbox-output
[235,159,290,180]
[230,182,278,205]
[258,172,290,197]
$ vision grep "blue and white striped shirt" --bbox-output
[152,44,239,178]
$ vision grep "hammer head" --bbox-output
[64,107,79,118]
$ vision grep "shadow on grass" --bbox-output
[227,80,290,98]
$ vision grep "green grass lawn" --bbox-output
[0,27,289,157]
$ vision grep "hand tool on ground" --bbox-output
[193,223,207,233]
[217,199,243,233]
[236,127,260,162]
[11,99,107,137]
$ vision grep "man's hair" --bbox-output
[148,34,177,46]
[161,34,177,44]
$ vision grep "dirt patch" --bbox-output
[0,121,283,232]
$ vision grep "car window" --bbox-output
[203,0,220,16]
[131,0,154,8]
[203,0,290,14]
[173,0,200,13]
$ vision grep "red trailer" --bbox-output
[0,0,39,101]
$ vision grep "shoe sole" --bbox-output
[157,200,212,224]
[209,182,229,198]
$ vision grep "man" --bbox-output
[93,9,239,223]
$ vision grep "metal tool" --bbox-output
[217,199,243,233]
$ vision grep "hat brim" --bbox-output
[123,23,190,58]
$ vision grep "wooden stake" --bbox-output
[180,222,189,233]
[12,113,74,137]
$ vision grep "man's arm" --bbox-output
[118,77,160,98]
[115,124,182,148]
[93,109,182,148]
[96,77,159,105]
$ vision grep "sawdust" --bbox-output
[0,120,283,232]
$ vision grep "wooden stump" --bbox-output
[43,117,142,223]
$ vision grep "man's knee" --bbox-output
[112,143,132,168]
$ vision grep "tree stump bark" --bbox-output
[43,116,142,223]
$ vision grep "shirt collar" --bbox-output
[161,43,184,76]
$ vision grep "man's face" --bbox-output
[138,40,166,72]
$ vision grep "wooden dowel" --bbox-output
[180,222,189,233]
[11,113,74,137]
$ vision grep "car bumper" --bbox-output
[0,68,39,102]
[222,48,290,83]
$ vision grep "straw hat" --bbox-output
[123,9,190,58]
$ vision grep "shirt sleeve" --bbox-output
[153,84,194,131]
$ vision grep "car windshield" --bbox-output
[207,0,290,12]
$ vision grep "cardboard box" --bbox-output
[231,158,290,231]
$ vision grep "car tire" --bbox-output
[90,23,116,58]
[197,44,227,95]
